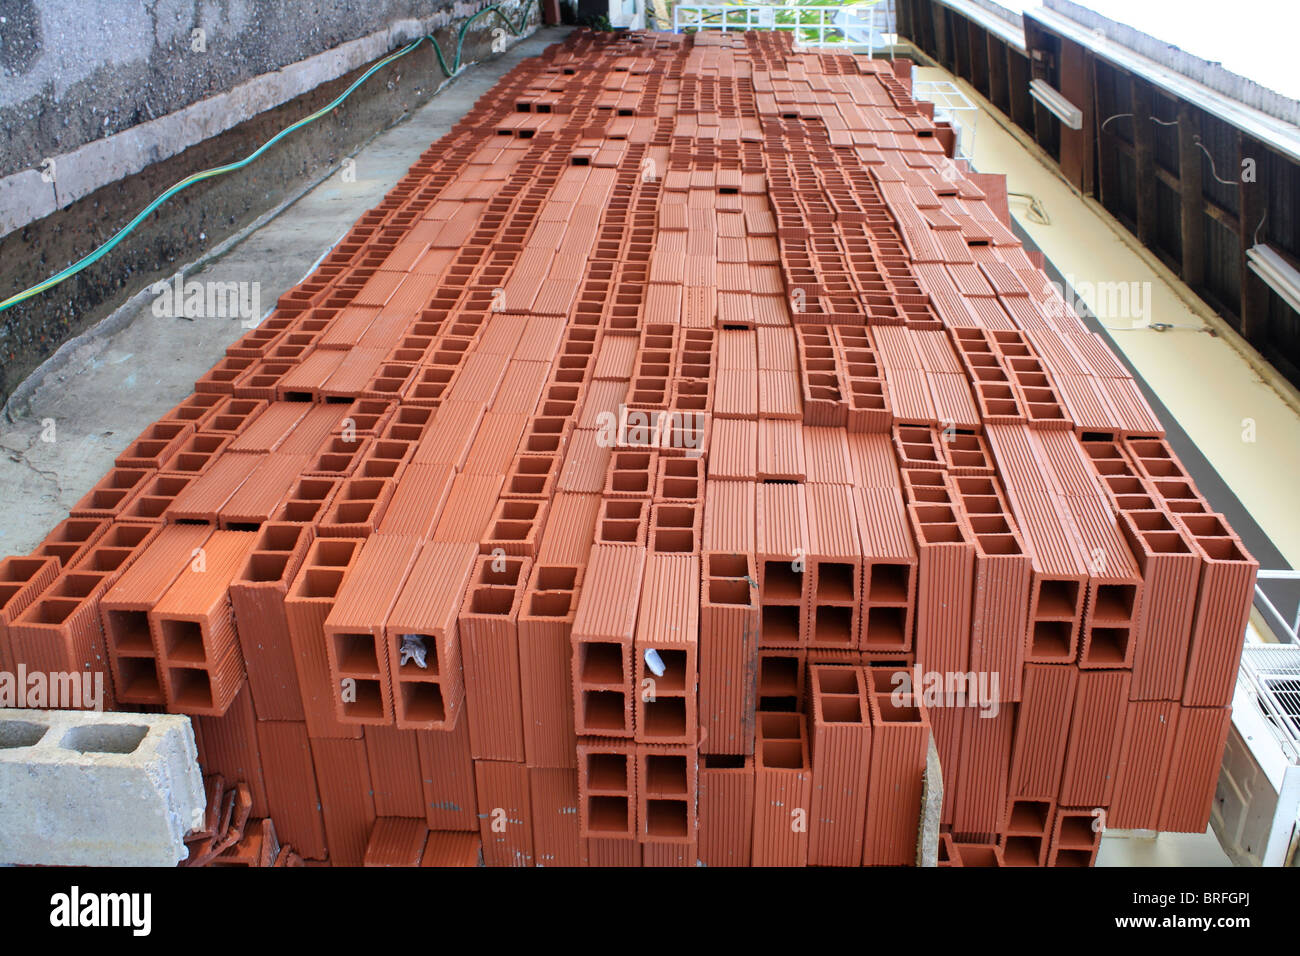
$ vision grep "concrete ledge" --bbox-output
[0,709,205,866]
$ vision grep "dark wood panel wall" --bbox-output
[896,0,1300,387]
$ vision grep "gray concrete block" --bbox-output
[917,732,943,867]
[0,709,205,867]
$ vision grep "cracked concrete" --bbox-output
[0,25,572,558]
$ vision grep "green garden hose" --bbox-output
[0,0,539,315]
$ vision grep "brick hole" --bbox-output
[256,525,301,552]
[760,739,803,769]
[762,560,802,601]
[875,695,921,723]
[168,668,213,711]
[863,606,907,647]
[1128,510,1174,532]
[580,642,623,684]
[160,620,205,665]
[761,604,801,644]
[759,655,799,698]
[587,752,628,791]
[1007,799,1052,832]
[479,558,525,588]
[1093,584,1137,623]
[652,529,694,553]
[708,578,750,606]
[1058,815,1096,848]
[1002,835,1043,865]
[105,609,153,653]
[813,605,854,644]
[968,515,1012,535]
[821,695,862,723]
[333,633,379,675]
[397,634,439,676]
[707,554,748,578]
[581,690,627,732]
[1085,627,1132,665]
[296,568,344,599]
[978,534,1022,556]
[1036,579,1080,617]
[962,495,1002,515]
[645,800,689,838]
[1115,495,1158,512]
[341,679,384,719]
[399,682,444,723]
[528,592,572,617]
[610,472,650,493]
[331,501,375,524]
[816,562,855,603]
[956,845,1000,867]
[643,696,687,738]
[0,720,48,749]
[1053,849,1093,866]
[59,723,148,754]
[703,754,745,769]
[650,649,687,693]
[644,754,688,795]
[1031,620,1074,658]
[469,587,514,615]
[586,796,629,833]
[117,658,161,699]
[243,552,290,584]
[1143,531,1190,554]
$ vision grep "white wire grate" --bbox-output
[1241,643,1300,760]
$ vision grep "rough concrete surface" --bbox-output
[0,0,487,177]
[918,734,942,866]
[0,708,205,866]
[0,3,542,400]
[0,26,572,558]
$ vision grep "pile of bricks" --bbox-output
[0,29,1257,867]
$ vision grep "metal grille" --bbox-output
[1255,569,1300,644]
[1242,644,1300,759]
[911,79,979,159]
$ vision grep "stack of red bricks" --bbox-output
[0,28,1256,867]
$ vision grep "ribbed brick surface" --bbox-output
[0,28,1254,866]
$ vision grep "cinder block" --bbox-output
[0,709,205,866]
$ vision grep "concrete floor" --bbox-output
[0,26,571,559]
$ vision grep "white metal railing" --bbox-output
[1255,570,1300,643]
[672,3,892,52]
[911,78,979,159]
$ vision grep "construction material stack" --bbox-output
[0,28,1255,867]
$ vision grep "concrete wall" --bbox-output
[0,0,470,178]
